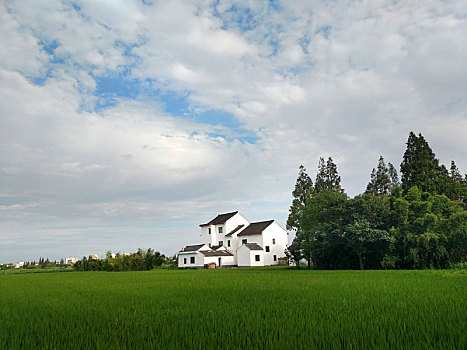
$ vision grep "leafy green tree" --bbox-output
[294,229,316,269]
[344,219,393,270]
[301,190,349,269]
[287,165,314,231]
[286,241,302,268]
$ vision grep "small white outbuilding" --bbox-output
[237,243,264,267]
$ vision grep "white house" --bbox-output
[14,262,25,269]
[65,257,78,265]
[178,211,288,268]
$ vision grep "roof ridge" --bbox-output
[200,211,239,227]
[237,220,275,236]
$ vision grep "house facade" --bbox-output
[178,211,288,268]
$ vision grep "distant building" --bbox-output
[65,257,78,265]
[178,211,288,268]
[89,254,98,260]
[14,262,25,269]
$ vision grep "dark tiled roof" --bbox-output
[237,220,274,236]
[200,250,234,257]
[210,245,222,251]
[179,244,205,252]
[243,243,263,251]
[225,224,245,236]
[200,211,238,227]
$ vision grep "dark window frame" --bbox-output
[255,255,260,262]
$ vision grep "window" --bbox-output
[219,241,223,246]
[208,227,211,234]
[274,255,277,262]
[190,257,195,264]
[227,240,231,247]
[255,255,260,262]
[242,239,247,244]
[184,258,187,264]
[218,227,223,233]
[272,238,276,244]
[265,246,270,252]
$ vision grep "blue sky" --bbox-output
[1,0,466,263]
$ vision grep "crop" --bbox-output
[0,269,465,349]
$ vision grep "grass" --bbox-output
[0,269,465,349]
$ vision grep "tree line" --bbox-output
[287,132,467,269]
[73,248,176,271]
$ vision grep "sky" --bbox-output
[1,0,466,263]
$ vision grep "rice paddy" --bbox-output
[0,268,465,349]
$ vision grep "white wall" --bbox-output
[237,233,263,247]
[178,252,203,268]
[237,244,251,267]
[237,245,264,267]
[261,222,288,266]
[200,225,216,247]
[203,255,235,267]
[249,250,264,267]
[224,213,250,252]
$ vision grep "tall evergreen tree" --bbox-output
[444,160,467,200]
[287,165,314,231]
[326,157,343,192]
[450,161,463,184]
[366,156,399,195]
[388,162,400,190]
[314,158,327,193]
[400,132,441,194]
[314,157,343,193]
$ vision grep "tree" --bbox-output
[366,156,399,196]
[295,229,315,269]
[314,157,343,193]
[400,132,442,194]
[287,165,314,231]
[314,158,327,193]
[286,242,302,268]
[443,161,467,200]
[300,190,349,269]
[344,219,393,270]
[450,161,463,183]
[326,157,342,192]
[388,162,400,190]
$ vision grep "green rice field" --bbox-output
[1,269,465,349]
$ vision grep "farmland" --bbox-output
[1,269,465,349]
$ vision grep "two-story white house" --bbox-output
[178,211,288,268]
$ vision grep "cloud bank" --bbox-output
[1,0,466,262]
